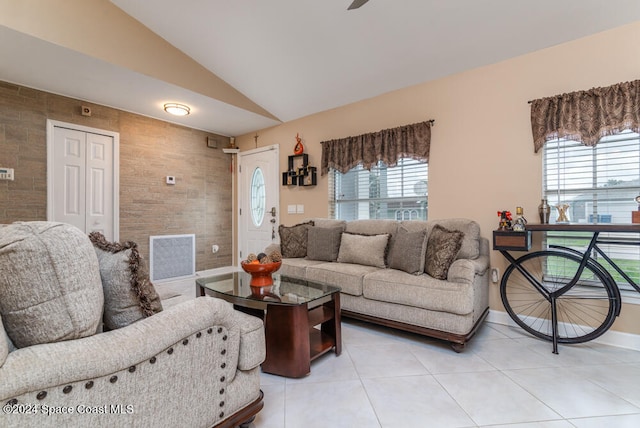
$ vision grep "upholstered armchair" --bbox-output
[0,222,265,428]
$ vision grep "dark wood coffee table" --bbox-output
[196,271,342,378]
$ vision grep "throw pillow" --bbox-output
[306,226,344,261]
[387,226,427,275]
[0,222,104,348]
[337,232,390,268]
[279,221,314,258]
[424,224,464,280]
[89,232,163,330]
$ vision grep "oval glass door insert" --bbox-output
[250,167,266,227]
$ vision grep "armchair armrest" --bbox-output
[0,296,264,400]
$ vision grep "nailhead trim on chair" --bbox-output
[5,326,235,419]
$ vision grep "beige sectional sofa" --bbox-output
[267,218,490,351]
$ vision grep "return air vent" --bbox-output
[149,234,195,282]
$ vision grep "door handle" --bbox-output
[270,207,276,217]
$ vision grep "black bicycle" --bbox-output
[497,224,640,353]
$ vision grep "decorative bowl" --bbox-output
[240,260,282,287]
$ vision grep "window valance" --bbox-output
[531,79,640,153]
[320,120,432,175]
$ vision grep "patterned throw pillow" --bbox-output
[306,226,344,261]
[279,221,314,258]
[89,232,163,330]
[424,225,464,280]
[337,232,390,268]
[387,226,427,275]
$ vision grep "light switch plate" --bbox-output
[287,205,296,214]
[296,204,304,214]
[0,167,14,181]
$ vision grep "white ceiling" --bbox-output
[2,0,640,136]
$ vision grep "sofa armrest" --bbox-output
[265,243,281,255]
[447,255,490,283]
[0,296,264,400]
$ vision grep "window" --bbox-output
[330,158,428,221]
[542,131,640,289]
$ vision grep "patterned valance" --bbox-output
[531,80,640,153]
[320,120,432,175]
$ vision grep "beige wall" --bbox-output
[0,81,233,272]
[236,21,640,334]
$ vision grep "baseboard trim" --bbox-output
[487,310,640,352]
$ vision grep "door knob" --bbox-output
[270,207,276,216]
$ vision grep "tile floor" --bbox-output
[157,270,640,428]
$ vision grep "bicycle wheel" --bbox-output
[500,250,618,344]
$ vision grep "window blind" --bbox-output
[542,131,640,289]
[330,158,428,221]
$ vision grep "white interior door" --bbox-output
[48,120,119,240]
[239,145,279,260]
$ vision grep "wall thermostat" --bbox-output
[166,176,176,185]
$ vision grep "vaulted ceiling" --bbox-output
[1,0,639,136]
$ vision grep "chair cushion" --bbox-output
[424,224,464,280]
[387,226,427,274]
[306,226,343,261]
[337,233,390,268]
[0,222,103,348]
[279,221,314,258]
[89,232,163,330]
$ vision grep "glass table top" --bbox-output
[196,271,341,307]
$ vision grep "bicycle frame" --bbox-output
[497,223,640,353]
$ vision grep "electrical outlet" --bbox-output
[212,245,219,254]
[491,268,499,284]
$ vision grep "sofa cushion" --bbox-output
[279,221,314,258]
[89,232,163,330]
[387,226,427,274]
[305,262,380,296]
[363,269,474,315]
[278,257,326,279]
[0,222,104,348]
[424,224,464,280]
[307,226,343,261]
[337,233,390,268]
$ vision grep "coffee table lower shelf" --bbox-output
[259,293,341,378]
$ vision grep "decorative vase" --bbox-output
[538,199,550,224]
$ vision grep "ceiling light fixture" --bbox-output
[163,103,190,116]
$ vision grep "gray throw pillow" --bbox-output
[0,222,104,348]
[388,226,427,275]
[337,233,390,268]
[307,226,344,261]
[279,221,314,258]
[89,232,163,330]
[424,224,464,280]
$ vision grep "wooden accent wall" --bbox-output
[0,80,233,271]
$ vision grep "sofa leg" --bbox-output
[239,415,256,428]
[450,342,465,353]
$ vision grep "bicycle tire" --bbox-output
[500,250,619,344]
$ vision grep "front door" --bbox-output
[239,145,279,261]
